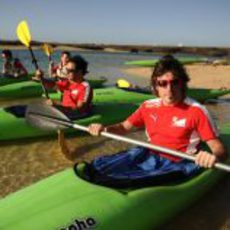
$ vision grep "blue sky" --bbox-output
[1,0,230,47]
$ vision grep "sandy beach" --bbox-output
[124,63,230,90]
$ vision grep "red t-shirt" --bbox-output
[127,98,218,161]
[13,61,28,75]
[56,79,93,112]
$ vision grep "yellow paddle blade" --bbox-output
[42,43,53,57]
[116,78,131,88]
[16,20,31,47]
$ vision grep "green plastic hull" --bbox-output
[0,77,107,99]
[49,87,230,104]
[0,78,228,103]
[0,73,34,86]
[0,124,229,230]
[0,103,137,141]
[125,57,207,67]
[0,81,44,99]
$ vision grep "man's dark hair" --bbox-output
[61,51,71,57]
[69,55,89,75]
[2,49,12,59]
[151,55,190,96]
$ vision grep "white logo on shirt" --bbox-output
[150,114,158,122]
[172,116,186,127]
[71,89,78,95]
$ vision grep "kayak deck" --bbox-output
[49,86,230,104]
[0,103,138,141]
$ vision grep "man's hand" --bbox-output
[88,123,105,136]
[195,151,217,168]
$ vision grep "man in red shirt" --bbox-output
[87,55,226,187]
[49,51,71,78]
[37,55,93,119]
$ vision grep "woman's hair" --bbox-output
[151,55,190,96]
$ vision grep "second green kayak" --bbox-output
[0,78,228,103]
[48,87,230,104]
[0,77,107,100]
[0,73,34,86]
[0,102,138,141]
[125,57,207,67]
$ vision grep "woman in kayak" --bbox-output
[1,49,28,77]
[49,51,71,78]
[36,55,93,119]
[59,55,227,187]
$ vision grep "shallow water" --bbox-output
[0,50,229,229]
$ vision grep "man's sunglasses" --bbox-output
[66,68,77,74]
[156,79,181,88]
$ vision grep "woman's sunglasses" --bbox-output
[156,79,181,88]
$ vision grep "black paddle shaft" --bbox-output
[28,47,50,99]
[28,47,39,69]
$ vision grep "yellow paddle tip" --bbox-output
[16,20,31,47]
[116,78,131,88]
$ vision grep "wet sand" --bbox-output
[0,130,144,198]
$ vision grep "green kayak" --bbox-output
[0,73,34,86]
[48,87,230,104]
[0,77,107,100]
[0,103,137,141]
[125,57,207,67]
[0,124,228,230]
[0,78,228,102]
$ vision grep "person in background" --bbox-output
[79,55,226,187]
[49,51,71,78]
[36,55,93,119]
[13,58,28,77]
[1,49,28,77]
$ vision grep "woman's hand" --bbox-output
[195,151,217,168]
[88,123,105,136]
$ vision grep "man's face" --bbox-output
[66,62,78,81]
[61,54,70,65]
[155,71,183,106]
[2,53,7,59]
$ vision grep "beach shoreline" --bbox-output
[123,63,230,90]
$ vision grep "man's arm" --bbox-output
[207,138,227,160]
[195,138,227,168]
[88,120,134,136]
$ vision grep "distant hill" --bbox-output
[1,40,230,57]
